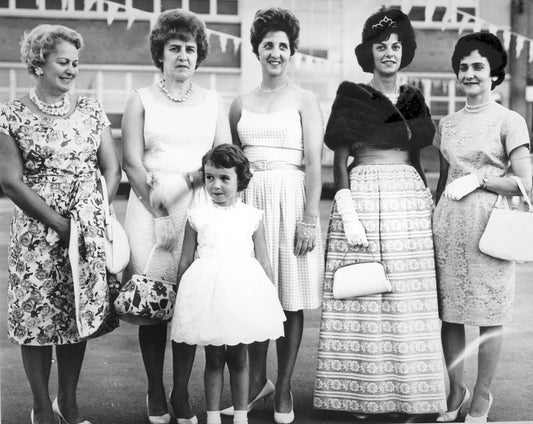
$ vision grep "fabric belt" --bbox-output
[250,160,302,171]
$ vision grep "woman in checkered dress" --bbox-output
[224,7,324,423]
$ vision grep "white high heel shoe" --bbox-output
[220,378,275,416]
[52,398,91,424]
[437,387,470,422]
[146,396,171,424]
[273,391,294,424]
[464,393,493,423]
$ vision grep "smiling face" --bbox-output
[204,162,239,207]
[39,40,79,95]
[257,30,292,78]
[372,33,402,77]
[162,36,198,82]
[458,49,492,102]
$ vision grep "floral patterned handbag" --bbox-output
[114,246,177,325]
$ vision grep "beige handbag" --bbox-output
[100,176,130,274]
[479,176,533,262]
[332,251,392,299]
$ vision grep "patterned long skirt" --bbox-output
[314,164,446,414]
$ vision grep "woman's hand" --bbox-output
[154,216,177,251]
[443,173,480,201]
[53,216,71,246]
[294,221,317,256]
[149,174,191,210]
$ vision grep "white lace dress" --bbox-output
[123,87,217,285]
[170,201,286,346]
[433,101,530,325]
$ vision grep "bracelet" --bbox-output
[138,195,143,201]
[298,221,317,228]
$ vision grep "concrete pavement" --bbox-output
[1,196,532,424]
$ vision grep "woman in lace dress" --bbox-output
[0,25,121,424]
[433,33,531,423]
[121,9,230,424]
[224,7,324,423]
[314,9,446,417]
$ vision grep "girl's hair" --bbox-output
[354,8,416,73]
[20,24,84,75]
[202,144,253,191]
[451,32,507,90]
[250,7,300,56]
[149,8,209,71]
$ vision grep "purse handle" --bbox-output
[142,245,158,276]
[495,176,533,212]
[338,246,380,267]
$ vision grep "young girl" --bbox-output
[170,144,286,424]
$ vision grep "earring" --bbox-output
[35,67,43,76]
[491,76,498,82]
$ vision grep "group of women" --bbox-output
[0,4,530,424]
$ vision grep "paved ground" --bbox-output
[1,196,532,424]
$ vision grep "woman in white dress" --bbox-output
[224,7,324,424]
[121,9,230,424]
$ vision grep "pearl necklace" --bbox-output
[29,88,70,116]
[259,79,289,93]
[158,79,194,103]
[465,100,494,113]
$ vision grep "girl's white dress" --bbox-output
[170,200,286,346]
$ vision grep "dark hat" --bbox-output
[355,8,416,73]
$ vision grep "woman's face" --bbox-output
[161,36,198,82]
[39,41,79,94]
[257,30,292,78]
[372,33,402,77]
[458,50,492,100]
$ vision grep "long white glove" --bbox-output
[443,173,480,201]
[149,174,190,210]
[334,189,369,247]
[154,216,177,251]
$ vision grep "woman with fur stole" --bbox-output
[314,8,446,417]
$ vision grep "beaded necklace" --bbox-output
[158,79,194,103]
[29,88,70,116]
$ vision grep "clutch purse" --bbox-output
[100,176,130,274]
[332,251,392,299]
[114,246,177,325]
[479,176,533,262]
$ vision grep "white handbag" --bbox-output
[100,176,130,273]
[332,252,392,299]
[479,176,533,262]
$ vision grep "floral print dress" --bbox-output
[0,97,118,345]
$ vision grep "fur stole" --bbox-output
[324,81,435,152]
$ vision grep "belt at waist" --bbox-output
[353,148,409,166]
[250,160,302,172]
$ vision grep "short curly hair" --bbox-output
[250,7,300,56]
[149,9,209,71]
[202,144,253,192]
[451,32,507,90]
[354,8,416,73]
[20,24,84,75]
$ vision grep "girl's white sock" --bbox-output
[233,410,248,424]
[206,410,222,424]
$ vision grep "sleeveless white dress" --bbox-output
[171,201,286,346]
[123,87,217,284]
[237,107,323,311]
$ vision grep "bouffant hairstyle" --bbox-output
[354,8,416,73]
[250,7,300,56]
[20,24,84,75]
[149,9,209,71]
[202,144,253,192]
[451,32,507,90]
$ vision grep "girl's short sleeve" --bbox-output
[503,110,530,155]
[186,208,199,232]
[433,120,442,149]
[250,207,264,232]
[0,104,11,136]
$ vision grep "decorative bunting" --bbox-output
[457,13,469,35]
[106,1,121,25]
[35,0,45,9]
[529,42,533,63]
[424,0,435,23]
[439,6,453,31]
[401,0,413,16]
[502,30,512,50]
[84,0,98,12]
[515,35,525,58]
[472,17,482,33]
[488,24,499,35]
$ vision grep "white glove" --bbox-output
[334,189,368,247]
[149,174,191,210]
[154,216,177,251]
[443,173,480,201]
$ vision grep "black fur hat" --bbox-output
[355,8,416,73]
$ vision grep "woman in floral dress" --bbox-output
[0,25,121,424]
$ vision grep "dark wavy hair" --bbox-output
[149,9,209,71]
[250,7,300,56]
[451,32,507,90]
[202,144,253,192]
[354,8,416,73]
[20,24,84,75]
